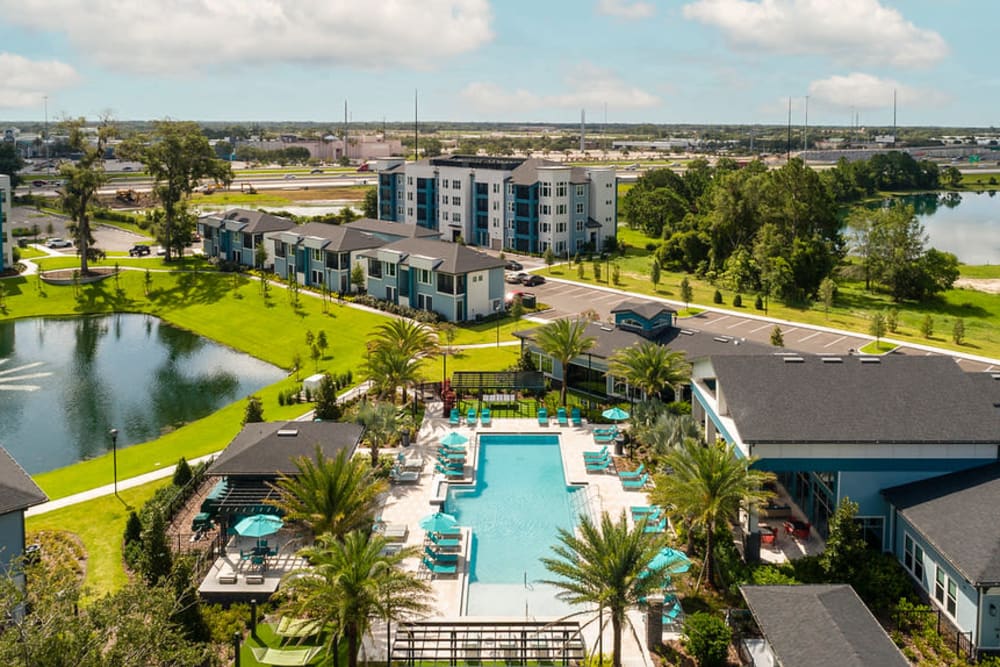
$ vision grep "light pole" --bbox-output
[109,428,126,507]
[495,302,502,347]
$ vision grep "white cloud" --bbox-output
[0,0,494,75]
[597,0,655,19]
[0,52,80,109]
[808,72,949,110]
[461,65,660,113]
[682,0,948,68]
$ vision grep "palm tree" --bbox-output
[533,319,596,406]
[649,439,774,589]
[364,319,438,403]
[608,342,690,402]
[281,531,431,667]
[373,319,438,360]
[356,401,404,468]
[631,409,700,459]
[270,447,386,537]
[541,511,670,667]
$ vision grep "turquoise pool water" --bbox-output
[447,434,582,588]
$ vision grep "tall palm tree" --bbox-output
[632,410,700,459]
[649,438,774,589]
[608,342,690,402]
[533,319,596,406]
[364,319,437,403]
[373,319,438,360]
[541,511,670,667]
[356,400,404,468]
[270,447,386,537]
[281,531,432,667]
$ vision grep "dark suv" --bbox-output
[129,244,151,257]
[504,260,523,271]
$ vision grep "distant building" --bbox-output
[238,134,402,162]
[377,155,616,254]
[0,175,11,272]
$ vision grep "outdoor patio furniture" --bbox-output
[275,617,323,643]
[378,524,409,541]
[396,451,424,470]
[438,449,467,460]
[449,408,461,426]
[435,463,466,478]
[593,429,618,443]
[467,407,478,426]
[424,545,460,564]
[585,456,612,473]
[422,557,458,577]
[480,407,492,426]
[426,532,461,550]
[784,520,811,540]
[570,407,583,426]
[390,466,420,484]
[557,407,569,426]
[216,572,238,584]
[631,505,661,519]
[621,473,650,489]
[250,646,322,666]
[537,407,548,425]
[643,515,668,533]
[760,526,777,546]
[619,463,646,480]
[583,445,609,460]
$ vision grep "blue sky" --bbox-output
[0,0,994,127]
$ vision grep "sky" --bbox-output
[0,0,995,128]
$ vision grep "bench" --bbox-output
[216,573,238,585]
[245,574,265,585]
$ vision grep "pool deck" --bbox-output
[365,400,655,667]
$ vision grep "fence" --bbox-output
[889,603,976,663]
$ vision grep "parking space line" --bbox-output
[705,315,731,325]
[727,319,749,329]
[823,336,846,348]
[780,327,798,337]
[749,323,772,334]
[798,331,822,342]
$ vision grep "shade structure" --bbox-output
[234,513,284,538]
[602,407,630,422]
[419,511,458,533]
[647,547,691,575]
[440,431,469,446]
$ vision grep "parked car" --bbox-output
[505,272,526,284]
[504,260,523,271]
[310,168,324,174]
[45,238,72,248]
[283,174,297,180]
[128,244,151,257]
[520,274,545,287]
[32,180,46,187]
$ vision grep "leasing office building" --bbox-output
[377,155,617,255]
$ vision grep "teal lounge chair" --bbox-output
[439,443,466,453]
[643,516,668,533]
[583,445,610,460]
[435,463,465,478]
[631,505,661,519]
[593,430,618,443]
[424,545,460,564]
[480,407,491,426]
[622,473,650,489]
[585,457,611,473]
[571,407,583,426]
[467,407,477,426]
[619,463,645,480]
[449,408,460,426]
[422,557,458,577]
[557,407,569,426]
[537,407,548,425]
[438,449,466,460]
[436,458,464,471]
[593,426,617,436]
[427,532,462,550]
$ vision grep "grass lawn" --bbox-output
[240,622,340,667]
[859,340,899,354]
[15,245,46,259]
[959,264,1000,279]
[33,254,213,272]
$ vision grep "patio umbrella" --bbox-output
[440,431,469,447]
[419,511,458,533]
[233,514,284,538]
[602,406,630,422]
[647,547,691,575]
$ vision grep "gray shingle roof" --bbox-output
[741,585,909,667]
[207,422,364,477]
[281,222,385,252]
[610,299,677,320]
[882,462,1000,585]
[711,355,1000,444]
[0,446,47,515]
[200,208,296,234]
[359,238,505,274]
[345,218,440,239]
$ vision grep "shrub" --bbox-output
[683,612,731,667]
[123,510,143,545]
[754,295,763,310]
[748,564,799,585]
[201,602,251,643]
[171,457,193,487]
[712,289,723,304]
[732,293,742,307]
[277,391,286,406]
[644,242,657,252]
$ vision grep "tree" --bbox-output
[541,511,670,667]
[0,141,25,187]
[140,509,173,585]
[608,342,690,402]
[650,259,661,292]
[920,314,934,338]
[533,319,596,406]
[953,318,965,345]
[310,343,321,371]
[363,319,437,403]
[271,447,386,537]
[356,400,404,468]
[577,262,585,279]
[350,263,365,293]
[869,311,887,347]
[769,326,784,347]
[281,531,431,667]
[593,261,601,282]
[680,277,693,309]
[122,120,232,261]
[172,456,193,487]
[819,498,868,582]
[243,394,264,424]
[818,277,836,318]
[886,307,899,334]
[363,187,378,218]
[683,613,731,667]
[317,330,329,357]
[543,247,555,273]
[510,296,525,330]
[313,373,341,421]
[611,263,621,285]
[59,117,113,275]
[254,240,267,270]
[712,289,722,304]
[649,439,774,589]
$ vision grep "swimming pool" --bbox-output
[447,434,585,616]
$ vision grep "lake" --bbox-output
[874,191,1000,265]
[0,314,285,474]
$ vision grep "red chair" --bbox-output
[784,521,811,540]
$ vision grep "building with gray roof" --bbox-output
[198,208,296,269]
[0,445,47,583]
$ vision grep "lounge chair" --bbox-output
[437,454,465,467]
[449,408,461,426]
[480,407,492,426]
[537,407,548,425]
[422,557,458,577]
[593,426,617,436]
[275,617,323,643]
[424,545,460,564]
[557,407,569,427]
[621,473,650,490]
[390,466,420,484]
[427,532,461,550]
[251,646,323,666]
[439,442,466,452]
[467,407,477,426]
[618,463,645,480]
[585,457,611,473]
[583,445,610,460]
[631,505,661,519]
[438,449,467,460]
[435,463,465,478]
[396,451,424,470]
[571,407,583,426]
[643,516,668,533]
[593,430,618,443]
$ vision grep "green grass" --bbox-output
[860,340,899,354]
[15,246,46,259]
[240,622,340,667]
[449,314,538,345]
[958,264,1000,279]
[34,255,213,272]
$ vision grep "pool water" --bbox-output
[447,434,584,615]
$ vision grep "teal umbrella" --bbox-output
[419,511,458,533]
[233,514,283,538]
[440,431,469,446]
[602,407,630,422]
[647,547,691,574]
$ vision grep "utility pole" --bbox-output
[803,95,809,152]
[43,95,49,173]
[414,89,419,161]
[786,97,792,161]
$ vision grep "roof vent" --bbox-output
[860,357,881,364]
[713,336,731,343]
[276,428,299,437]
[991,373,1000,381]
[783,356,805,363]
[821,357,843,363]
[600,325,615,332]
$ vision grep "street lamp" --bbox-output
[494,302,502,348]
[109,428,126,507]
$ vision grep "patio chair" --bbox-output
[426,532,461,550]
[396,451,424,470]
[480,407,492,426]
[390,466,420,484]
[537,407,549,425]
[467,407,478,426]
[570,407,583,426]
[643,515,668,533]
[593,426,617,436]
[618,463,645,480]
[438,449,467,461]
[621,473,650,490]
[437,456,465,470]
[422,557,458,577]
[631,505,660,518]
[424,545,460,564]
[275,617,323,643]
[250,646,322,666]
[593,430,618,443]
[583,445,610,460]
[557,407,569,426]
[449,408,461,426]
[435,463,466,478]
[585,456,612,473]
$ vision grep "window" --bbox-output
[442,180,449,189]
[534,352,554,374]
[418,269,432,285]
[492,201,499,210]
[576,185,585,197]
[576,202,585,215]
[492,183,499,193]
[437,273,455,294]
[275,242,286,258]
[541,223,550,233]
[507,184,514,195]
[417,293,433,311]
[367,257,382,278]
[576,220,584,232]
[556,204,567,215]
[540,204,551,215]
[935,566,946,605]
[242,232,253,249]
[492,217,499,228]
[452,212,461,222]
[312,248,323,262]
[556,222,567,233]
[904,534,924,583]
[452,196,461,206]
[452,180,461,189]
[946,579,957,616]
[407,191,413,201]
[540,183,551,197]
[556,182,567,197]
[407,207,414,217]
[407,176,413,186]
[507,201,514,213]
[397,205,404,216]
[384,261,396,277]
[576,239,584,249]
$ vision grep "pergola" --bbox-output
[391,620,586,666]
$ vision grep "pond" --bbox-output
[0,314,285,474]
[871,191,1000,265]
